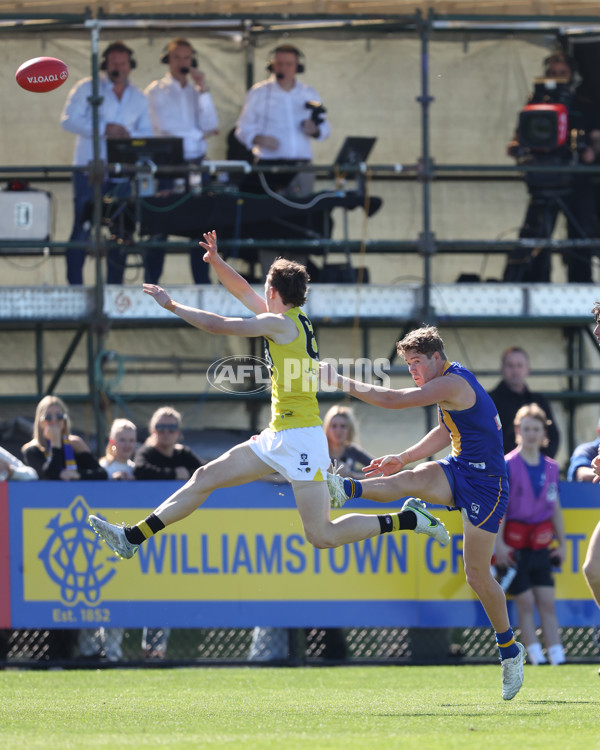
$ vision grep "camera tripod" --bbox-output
[504,181,598,283]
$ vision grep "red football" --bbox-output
[15,57,69,93]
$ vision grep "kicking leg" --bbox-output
[293,478,449,549]
[293,480,380,548]
[329,460,454,507]
[153,443,272,525]
[89,443,272,557]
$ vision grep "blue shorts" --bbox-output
[437,456,508,533]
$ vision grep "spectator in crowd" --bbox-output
[134,406,204,482]
[488,346,559,457]
[134,406,205,659]
[324,404,373,480]
[144,37,219,285]
[21,395,107,661]
[0,444,37,662]
[61,41,153,285]
[22,396,108,481]
[567,416,600,482]
[0,445,38,481]
[494,404,566,666]
[503,50,600,283]
[235,44,330,199]
[78,418,138,662]
[100,417,138,480]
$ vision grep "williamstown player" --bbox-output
[89,231,449,581]
[322,326,526,700]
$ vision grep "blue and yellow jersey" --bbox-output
[438,361,506,477]
[264,307,322,431]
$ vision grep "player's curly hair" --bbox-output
[396,325,447,360]
[267,258,309,307]
[592,301,600,324]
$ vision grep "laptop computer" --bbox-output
[333,137,377,168]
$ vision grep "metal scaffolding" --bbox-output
[2,7,600,450]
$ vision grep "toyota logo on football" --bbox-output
[207,355,273,394]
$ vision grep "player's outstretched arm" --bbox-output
[319,361,448,409]
[199,230,266,315]
[362,423,450,477]
[143,284,290,339]
[320,362,403,407]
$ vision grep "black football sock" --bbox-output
[377,510,417,534]
[124,513,165,545]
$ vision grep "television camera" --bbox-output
[516,78,586,191]
[305,100,326,126]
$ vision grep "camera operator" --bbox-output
[504,51,600,283]
[234,44,331,198]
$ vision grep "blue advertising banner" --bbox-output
[5,479,600,628]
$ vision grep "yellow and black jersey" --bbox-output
[264,307,322,431]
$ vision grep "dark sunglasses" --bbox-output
[43,413,66,421]
[155,423,179,432]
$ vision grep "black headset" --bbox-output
[100,41,137,70]
[266,45,305,74]
[160,39,198,68]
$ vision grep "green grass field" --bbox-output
[0,665,598,749]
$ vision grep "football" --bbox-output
[15,57,69,93]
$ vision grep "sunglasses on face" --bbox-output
[43,413,66,421]
[155,423,179,432]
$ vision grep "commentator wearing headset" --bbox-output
[61,41,153,285]
[143,38,219,285]
[235,44,331,198]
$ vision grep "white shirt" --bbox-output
[61,74,154,165]
[144,73,219,160]
[0,446,38,481]
[100,457,135,479]
[235,76,330,161]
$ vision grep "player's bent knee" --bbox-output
[189,465,219,493]
[304,528,337,549]
[582,558,600,584]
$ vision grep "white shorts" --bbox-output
[247,425,330,483]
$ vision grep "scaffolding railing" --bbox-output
[3,7,600,450]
